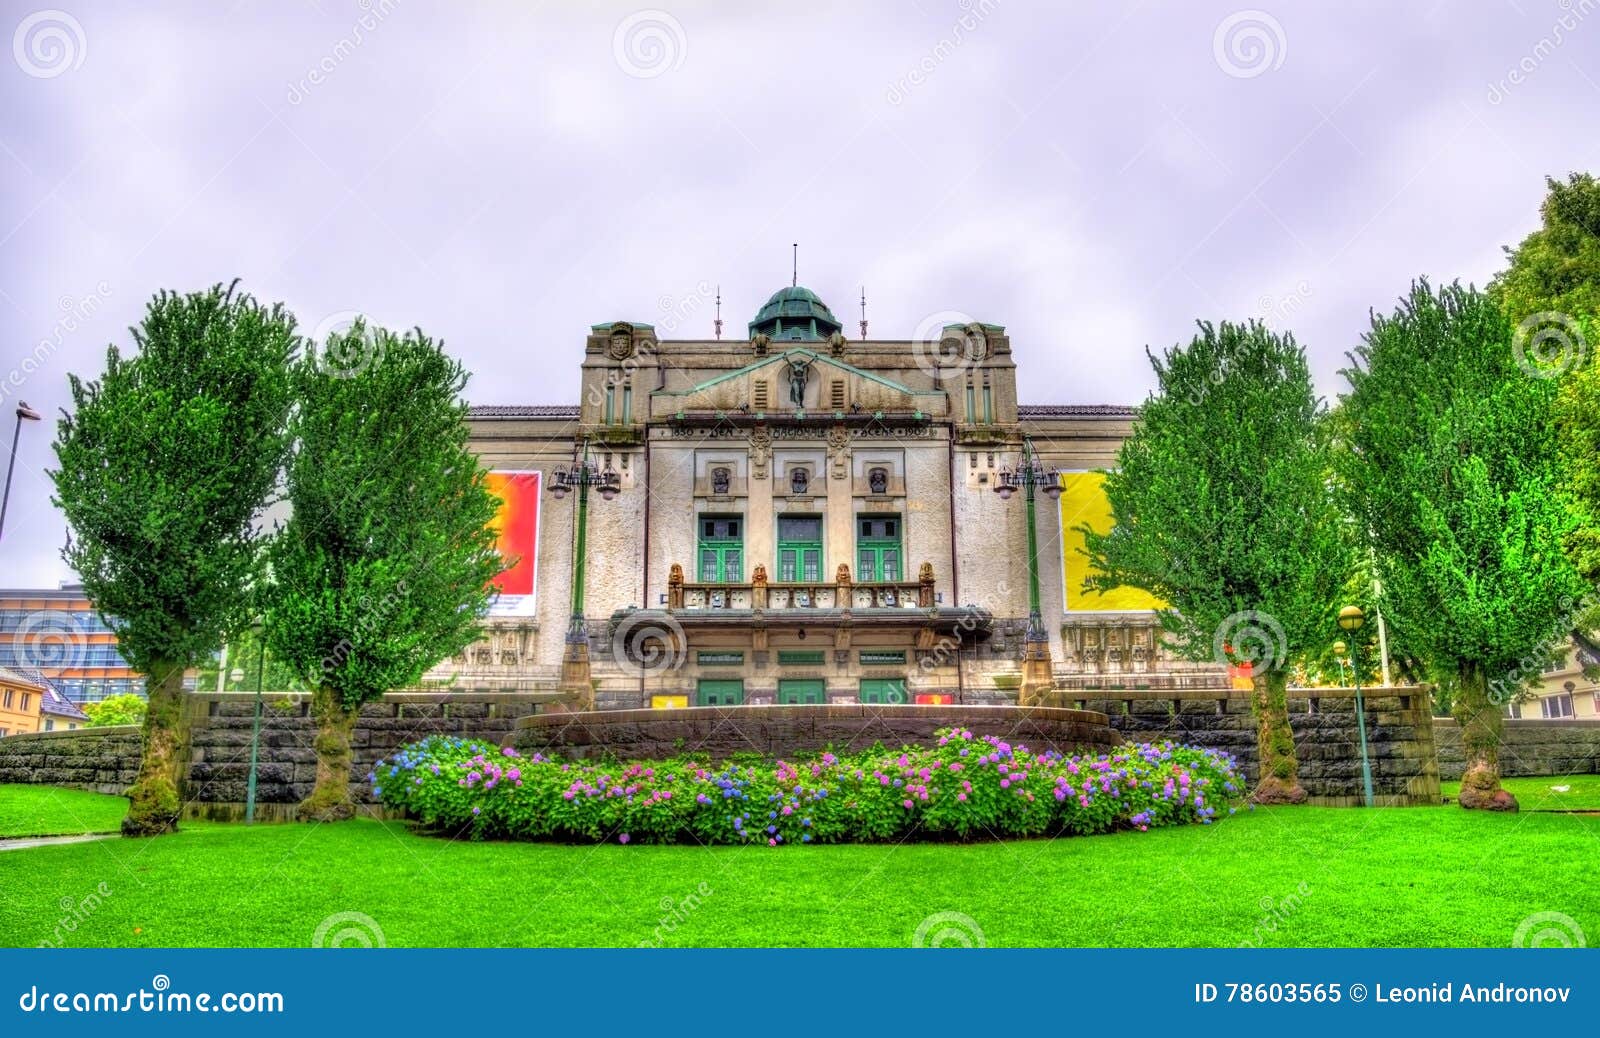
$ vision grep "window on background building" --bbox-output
[43,719,54,731]
[856,516,902,582]
[777,516,823,582]
[1505,701,1522,719]
[697,516,743,583]
[1593,691,1600,714]
[2,689,12,708]
[1541,693,1575,719]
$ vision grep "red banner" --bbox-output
[485,471,540,615]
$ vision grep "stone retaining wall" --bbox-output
[0,725,142,795]
[0,686,1514,814]
[512,704,1120,761]
[1082,687,1439,807]
[1433,717,1600,781]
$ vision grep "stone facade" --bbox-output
[1434,717,1600,781]
[437,287,1227,707]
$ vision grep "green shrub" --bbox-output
[370,728,1243,845]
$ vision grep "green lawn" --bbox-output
[0,795,1594,947]
[0,784,128,838]
[1441,774,1600,811]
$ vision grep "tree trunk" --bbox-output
[1249,668,1307,805]
[1453,660,1518,811]
[122,661,188,836]
[300,685,358,821]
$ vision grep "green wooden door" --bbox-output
[777,516,823,582]
[696,679,744,706]
[777,679,825,705]
[856,516,902,582]
[859,678,907,704]
[697,516,743,583]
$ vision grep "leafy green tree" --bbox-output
[1492,172,1600,584]
[1084,321,1348,804]
[265,323,502,821]
[1338,280,1587,811]
[51,282,296,834]
[83,692,148,728]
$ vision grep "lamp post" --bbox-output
[245,621,265,825]
[1337,605,1375,808]
[1331,639,1352,687]
[548,440,620,709]
[0,401,42,543]
[994,437,1063,704]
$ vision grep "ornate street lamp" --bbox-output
[993,438,1062,703]
[0,400,42,543]
[547,441,621,707]
[1337,605,1375,807]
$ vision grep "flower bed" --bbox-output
[370,728,1244,845]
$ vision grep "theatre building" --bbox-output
[435,285,1227,708]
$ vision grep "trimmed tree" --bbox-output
[1338,280,1587,811]
[1491,172,1600,586]
[265,323,502,821]
[51,283,295,834]
[1084,320,1348,804]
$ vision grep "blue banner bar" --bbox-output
[2,949,1590,1034]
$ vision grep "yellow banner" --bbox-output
[1058,472,1167,612]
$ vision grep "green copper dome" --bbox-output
[748,285,842,341]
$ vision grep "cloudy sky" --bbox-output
[1,0,1596,587]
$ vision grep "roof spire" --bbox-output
[792,243,798,287]
[859,286,868,340]
[714,285,723,340]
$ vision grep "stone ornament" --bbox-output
[749,427,771,479]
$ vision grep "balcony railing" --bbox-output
[667,562,937,612]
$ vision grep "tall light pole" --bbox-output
[994,437,1062,705]
[1338,605,1375,807]
[0,401,42,542]
[549,440,619,709]
[245,620,265,825]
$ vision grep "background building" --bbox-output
[0,584,143,703]
[0,666,44,737]
[1511,633,1600,720]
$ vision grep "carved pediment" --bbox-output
[654,350,940,417]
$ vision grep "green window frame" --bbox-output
[697,515,743,583]
[859,678,907,704]
[696,679,744,706]
[777,515,823,583]
[856,515,903,582]
[778,679,825,705]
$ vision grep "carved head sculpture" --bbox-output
[790,466,809,495]
[868,466,889,495]
[710,466,731,495]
